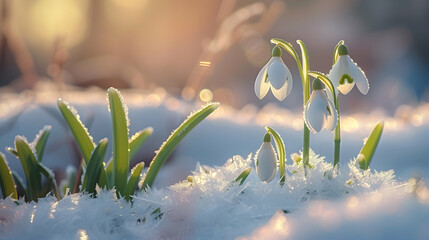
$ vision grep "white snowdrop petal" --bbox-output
[337,81,355,95]
[267,57,287,90]
[304,91,327,133]
[325,95,338,131]
[347,57,369,95]
[254,61,271,99]
[328,56,344,90]
[270,79,290,101]
[255,142,277,183]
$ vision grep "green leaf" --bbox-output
[141,102,219,190]
[333,40,345,65]
[57,99,95,164]
[107,87,130,196]
[37,162,61,200]
[0,153,17,199]
[12,172,26,197]
[15,136,42,202]
[308,71,337,104]
[265,127,286,185]
[358,122,384,170]
[60,166,76,196]
[104,159,114,189]
[82,138,108,194]
[6,147,18,157]
[124,162,144,201]
[234,167,251,185]
[129,127,153,160]
[33,126,52,162]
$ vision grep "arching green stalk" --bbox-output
[271,38,311,170]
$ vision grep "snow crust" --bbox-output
[2,153,428,240]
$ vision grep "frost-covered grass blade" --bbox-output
[141,102,219,190]
[83,139,108,195]
[0,152,17,199]
[60,166,76,196]
[124,162,144,201]
[38,162,61,200]
[265,126,286,185]
[12,172,26,197]
[129,128,153,160]
[14,136,42,202]
[358,121,384,170]
[108,87,130,196]
[33,126,51,162]
[57,99,95,164]
[235,167,251,185]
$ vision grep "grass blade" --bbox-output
[141,102,219,190]
[124,162,144,201]
[82,138,108,194]
[12,172,26,197]
[107,88,130,196]
[129,127,153,160]
[104,159,114,189]
[0,153,17,199]
[37,162,61,200]
[358,121,384,170]
[265,127,286,185]
[57,99,95,164]
[32,126,52,162]
[235,167,251,185]
[60,166,76,196]
[6,147,19,157]
[15,136,42,202]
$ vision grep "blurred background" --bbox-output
[1,0,429,186]
[1,0,428,114]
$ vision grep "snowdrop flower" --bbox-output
[304,78,338,133]
[255,133,277,183]
[254,46,293,101]
[329,44,369,95]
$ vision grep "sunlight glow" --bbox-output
[346,196,359,208]
[26,0,89,48]
[199,61,212,67]
[342,117,359,132]
[77,229,88,240]
[199,89,213,102]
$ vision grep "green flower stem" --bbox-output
[334,98,341,167]
[271,38,310,170]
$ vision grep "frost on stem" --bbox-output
[57,99,95,146]
[107,87,130,128]
[30,125,52,149]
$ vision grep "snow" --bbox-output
[1,153,428,239]
[1,86,429,239]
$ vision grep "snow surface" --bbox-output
[1,153,428,239]
[1,86,429,239]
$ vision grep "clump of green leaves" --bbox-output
[58,87,219,199]
[4,126,60,202]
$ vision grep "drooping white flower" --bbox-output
[255,133,277,183]
[304,78,338,133]
[329,44,369,95]
[254,46,293,101]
